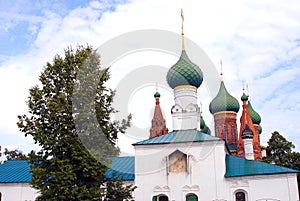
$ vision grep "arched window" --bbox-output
[0,192,2,201]
[235,191,246,201]
[152,195,169,201]
[159,195,168,201]
[186,193,198,201]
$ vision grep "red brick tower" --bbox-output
[149,91,168,138]
[209,75,240,154]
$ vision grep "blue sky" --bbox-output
[0,0,300,155]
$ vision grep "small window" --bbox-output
[152,195,168,201]
[236,191,246,201]
[159,196,168,201]
[0,192,2,201]
[186,193,198,201]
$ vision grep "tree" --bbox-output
[261,131,300,170]
[4,148,28,160]
[17,46,132,201]
[104,176,136,201]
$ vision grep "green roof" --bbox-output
[0,158,135,183]
[209,81,240,114]
[225,155,299,177]
[0,160,32,183]
[105,156,135,181]
[133,129,220,145]
[166,50,203,89]
[248,101,261,125]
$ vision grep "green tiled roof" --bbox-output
[105,156,135,181]
[209,81,240,114]
[0,160,32,183]
[225,155,299,177]
[167,50,203,89]
[248,101,261,125]
[0,157,135,183]
[133,129,220,145]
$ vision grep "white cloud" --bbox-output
[1,0,300,154]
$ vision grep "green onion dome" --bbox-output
[248,101,261,125]
[241,124,254,139]
[167,50,203,89]
[258,124,262,134]
[200,115,211,135]
[154,91,161,98]
[200,115,206,130]
[202,124,211,135]
[241,92,248,101]
[209,81,240,114]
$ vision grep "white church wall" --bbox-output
[134,140,228,201]
[0,183,38,201]
[227,173,299,201]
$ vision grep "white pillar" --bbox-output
[243,138,254,160]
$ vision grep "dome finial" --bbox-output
[181,9,185,50]
[220,59,224,81]
[200,101,203,114]
[246,83,250,100]
[241,84,248,101]
[154,83,161,99]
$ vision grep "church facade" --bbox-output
[131,14,299,200]
[0,13,299,201]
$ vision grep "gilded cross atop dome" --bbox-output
[181,9,185,50]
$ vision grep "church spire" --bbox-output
[149,88,168,138]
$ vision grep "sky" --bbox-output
[0,0,300,156]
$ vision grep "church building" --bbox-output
[0,11,299,201]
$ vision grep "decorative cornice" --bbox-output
[213,111,237,116]
[174,85,197,90]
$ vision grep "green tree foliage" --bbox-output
[261,131,300,170]
[4,148,28,160]
[17,46,132,201]
[104,176,136,201]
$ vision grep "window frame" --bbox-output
[234,189,248,201]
